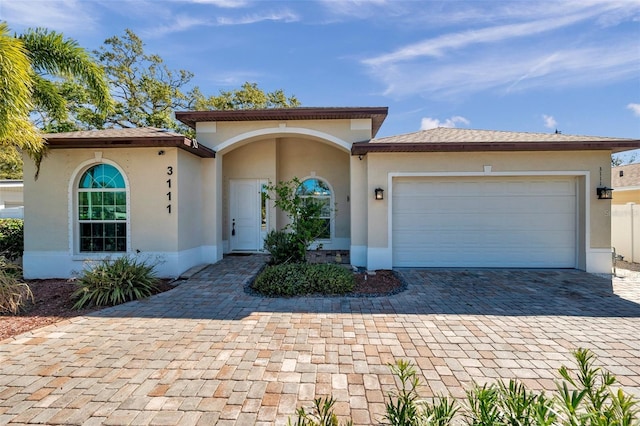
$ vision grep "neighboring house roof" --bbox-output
[352,127,640,155]
[612,163,640,188]
[175,107,389,138]
[44,127,216,158]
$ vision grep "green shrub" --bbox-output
[385,360,458,426]
[72,256,158,309]
[288,396,353,426]
[264,178,331,265]
[0,260,32,314]
[264,229,301,265]
[304,263,355,294]
[0,219,23,261]
[290,349,638,426]
[556,347,639,425]
[252,263,355,296]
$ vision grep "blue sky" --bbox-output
[2,0,639,153]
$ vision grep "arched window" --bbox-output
[296,178,332,240]
[77,164,127,252]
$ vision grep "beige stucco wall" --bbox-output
[275,138,350,240]
[220,136,351,246]
[176,150,205,251]
[196,119,372,152]
[24,148,183,253]
[364,150,612,255]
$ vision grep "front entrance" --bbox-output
[229,179,267,251]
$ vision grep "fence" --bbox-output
[612,203,639,263]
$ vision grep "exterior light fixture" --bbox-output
[596,166,613,200]
[374,188,384,200]
[596,186,613,199]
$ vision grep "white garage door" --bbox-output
[392,176,577,268]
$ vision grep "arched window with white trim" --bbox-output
[296,177,332,240]
[77,164,127,252]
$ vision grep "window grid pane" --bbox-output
[78,165,127,253]
[296,178,332,240]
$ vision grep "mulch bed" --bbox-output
[1,270,403,341]
[0,279,174,341]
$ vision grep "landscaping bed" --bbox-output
[1,269,403,341]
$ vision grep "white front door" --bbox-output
[230,179,266,251]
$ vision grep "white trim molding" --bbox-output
[350,245,367,267]
[586,248,614,274]
[214,127,352,154]
[23,246,219,279]
[67,158,132,255]
[367,247,392,271]
[364,169,594,272]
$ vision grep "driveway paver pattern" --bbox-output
[1,255,639,425]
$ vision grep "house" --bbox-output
[611,163,640,263]
[0,180,24,219]
[612,163,640,205]
[22,107,640,278]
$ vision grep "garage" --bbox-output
[392,176,577,268]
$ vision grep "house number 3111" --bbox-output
[166,166,173,213]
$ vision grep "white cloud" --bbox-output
[420,116,470,130]
[142,15,214,37]
[367,40,639,99]
[628,103,640,117]
[363,6,612,67]
[1,0,97,32]
[179,0,249,7]
[216,10,299,25]
[543,114,557,129]
[207,70,262,86]
[361,2,640,99]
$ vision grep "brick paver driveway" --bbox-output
[1,255,639,425]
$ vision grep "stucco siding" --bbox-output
[276,138,350,241]
[177,150,204,251]
[365,150,611,260]
[129,148,179,252]
[196,119,371,152]
[23,148,195,277]
[23,154,70,251]
[368,151,611,248]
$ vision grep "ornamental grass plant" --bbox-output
[0,257,32,315]
[72,256,158,309]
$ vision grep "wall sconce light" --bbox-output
[596,186,613,200]
[596,166,613,199]
[374,187,384,200]
[158,150,165,156]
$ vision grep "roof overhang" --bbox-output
[44,130,216,158]
[175,107,389,138]
[352,140,640,156]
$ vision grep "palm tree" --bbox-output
[19,27,112,131]
[0,23,113,178]
[0,23,41,155]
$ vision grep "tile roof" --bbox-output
[44,127,216,158]
[44,127,185,140]
[352,127,640,155]
[612,163,640,188]
[371,127,632,143]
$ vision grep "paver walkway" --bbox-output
[1,255,639,425]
